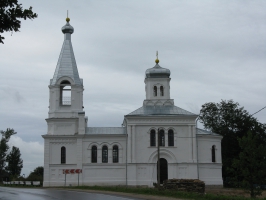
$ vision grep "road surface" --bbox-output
[0,187,144,200]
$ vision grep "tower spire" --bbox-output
[50,17,82,86]
[155,51,159,64]
[66,10,70,22]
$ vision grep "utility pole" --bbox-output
[157,128,160,188]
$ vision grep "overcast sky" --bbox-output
[0,0,265,176]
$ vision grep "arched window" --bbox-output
[61,146,66,164]
[150,129,156,146]
[102,145,108,163]
[160,86,164,96]
[153,86,157,96]
[113,145,119,163]
[91,146,97,163]
[60,80,71,105]
[168,129,174,146]
[212,145,216,162]
[159,129,165,146]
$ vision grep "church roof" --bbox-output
[145,52,171,78]
[126,105,197,116]
[196,128,220,136]
[50,19,82,86]
[86,127,126,135]
[145,63,171,78]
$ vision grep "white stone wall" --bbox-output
[145,78,171,100]
[43,128,223,187]
[197,134,223,185]
[46,119,79,135]
[49,141,77,164]
[48,76,84,119]
[124,115,203,186]
[44,73,223,187]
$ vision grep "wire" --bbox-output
[251,106,266,116]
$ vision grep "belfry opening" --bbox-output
[60,80,71,105]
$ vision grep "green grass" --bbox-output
[66,186,266,200]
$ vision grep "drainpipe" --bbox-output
[196,116,199,180]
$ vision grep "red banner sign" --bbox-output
[63,169,82,174]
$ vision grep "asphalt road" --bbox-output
[0,187,144,200]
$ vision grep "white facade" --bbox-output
[43,19,223,187]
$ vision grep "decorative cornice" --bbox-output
[126,118,196,125]
[42,135,77,139]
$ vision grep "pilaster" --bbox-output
[132,125,136,163]
[43,138,50,187]
[192,125,197,162]
[127,125,132,163]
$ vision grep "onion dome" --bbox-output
[145,54,171,78]
[62,17,74,34]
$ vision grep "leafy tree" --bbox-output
[0,0,38,44]
[199,100,266,182]
[27,166,43,183]
[232,131,266,198]
[0,128,16,180]
[6,146,23,177]
[30,166,43,177]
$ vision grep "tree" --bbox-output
[232,131,266,198]
[0,0,38,44]
[30,166,43,177]
[199,100,266,182]
[6,146,23,177]
[27,166,43,182]
[0,128,16,180]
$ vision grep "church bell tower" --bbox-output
[46,17,86,135]
[143,52,174,106]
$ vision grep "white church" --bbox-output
[42,18,223,187]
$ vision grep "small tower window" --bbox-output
[113,145,119,163]
[159,129,165,146]
[61,146,66,164]
[160,86,164,96]
[168,129,174,146]
[150,129,156,146]
[153,86,157,96]
[91,146,97,163]
[102,145,108,163]
[212,145,216,162]
[60,80,71,105]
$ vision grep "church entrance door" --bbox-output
[157,158,168,184]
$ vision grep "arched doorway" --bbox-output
[157,158,168,184]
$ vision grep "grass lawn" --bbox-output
[66,185,266,200]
